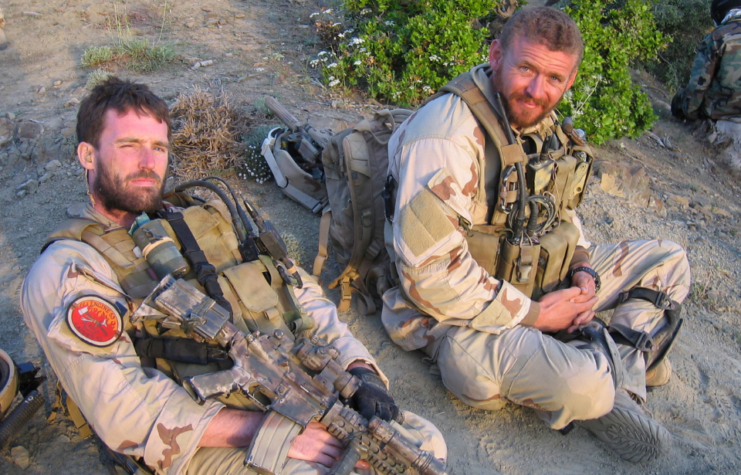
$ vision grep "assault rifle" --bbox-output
[265,97,333,166]
[133,276,447,475]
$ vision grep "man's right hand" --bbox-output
[287,422,344,467]
[532,287,598,333]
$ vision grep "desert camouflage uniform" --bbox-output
[382,67,691,430]
[22,203,446,474]
[672,13,741,121]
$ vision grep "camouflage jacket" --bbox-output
[22,203,383,474]
[672,16,741,120]
[384,66,590,349]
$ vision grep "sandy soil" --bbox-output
[0,1,740,474]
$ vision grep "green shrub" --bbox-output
[559,0,665,144]
[310,1,500,105]
[80,40,175,73]
[648,0,713,92]
[81,46,114,68]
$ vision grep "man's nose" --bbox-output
[525,75,546,100]
[139,147,156,169]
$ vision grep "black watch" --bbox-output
[568,266,601,292]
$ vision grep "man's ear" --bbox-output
[77,142,95,170]
[489,40,503,70]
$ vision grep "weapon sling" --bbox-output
[161,211,234,318]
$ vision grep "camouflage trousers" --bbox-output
[385,239,690,430]
[186,411,447,475]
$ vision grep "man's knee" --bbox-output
[435,334,508,411]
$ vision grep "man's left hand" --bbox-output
[347,367,401,423]
[567,267,598,332]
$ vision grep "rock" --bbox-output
[39,171,53,183]
[17,179,39,194]
[0,117,12,146]
[712,207,732,218]
[54,80,62,87]
[235,13,246,19]
[666,193,690,208]
[6,112,15,120]
[191,60,214,70]
[64,98,80,108]
[10,445,30,469]
[56,434,71,444]
[185,20,196,29]
[16,190,27,198]
[45,159,62,171]
[16,121,44,139]
[651,98,672,119]
[37,86,46,94]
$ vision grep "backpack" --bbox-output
[311,109,412,314]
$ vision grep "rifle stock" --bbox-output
[144,277,447,475]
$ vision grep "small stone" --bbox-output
[235,13,246,19]
[17,179,39,194]
[10,445,30,469]
[185,20,196,29]
[712,207,732,218]
[16,190,27,198]
[56,434,71,444]
[37,86,47,94]
[54,80,62,87]
[6,112,15,120]
[16,121,44,139]
[61,127,76,136]
[45,159,62,171]
[224,52,233,57]
[39,171,53,183]
[666,194,690,208]
[65,98,80,108]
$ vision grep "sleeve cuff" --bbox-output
[569,246,590,268]
[520,302,540,327]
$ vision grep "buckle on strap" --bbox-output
[653,291,675,310]
[618,288,676,311]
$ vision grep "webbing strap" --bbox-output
[163,211,233,318]
[312,207,332,279]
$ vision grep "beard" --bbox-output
[93,158,166,216]
[492,68,559,129]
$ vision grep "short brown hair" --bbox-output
[500,6,583,67]
[76,76,171,148]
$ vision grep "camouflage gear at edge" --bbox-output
[672,17,741,120]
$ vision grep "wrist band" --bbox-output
[569,266,601,292]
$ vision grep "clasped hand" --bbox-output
[533,271,598,333]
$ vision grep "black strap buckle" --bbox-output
[653,290,675,310]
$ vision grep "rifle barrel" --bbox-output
[265,97,302,131]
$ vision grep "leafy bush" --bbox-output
[559,0,665,144]
[648,0,713,92]
[310,1,501,105]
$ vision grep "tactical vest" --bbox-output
[45,194,312,409]
[429,68,595,299]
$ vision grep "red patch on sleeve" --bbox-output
[66,296,123,347]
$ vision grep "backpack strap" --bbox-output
[312,207,332,280]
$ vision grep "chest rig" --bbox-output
[45,181,312,407]
[436,69,595,299]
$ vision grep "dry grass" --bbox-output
[170,87,251,180]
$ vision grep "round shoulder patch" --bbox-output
[66,296,123,347]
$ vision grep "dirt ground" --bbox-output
[0,1,740,474]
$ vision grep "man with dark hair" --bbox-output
[382,6,690,463]
[22,77,446,474]
[672,0,741,174]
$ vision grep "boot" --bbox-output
[646,358,672,387]
[578,389,671,463]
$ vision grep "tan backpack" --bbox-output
[312,109,412,314]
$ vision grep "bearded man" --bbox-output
[381,6,690,463]
[21,77,446,474]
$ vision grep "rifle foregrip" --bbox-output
[265,97,302,130]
